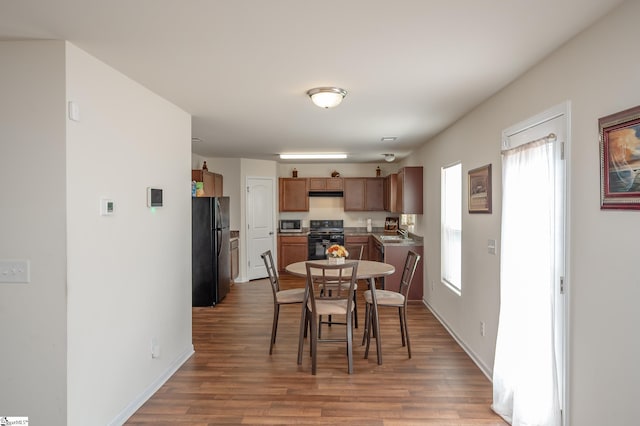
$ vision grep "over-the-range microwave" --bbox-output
[279,219,302,233]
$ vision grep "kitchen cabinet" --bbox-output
[396,166,423,214]
[370,235,384,262]
[343,177,384,211]
[279,178,309,212]
[192,169,223,197]
[384,173,398,212]
[278,234,308,272]
[344,235,370,261]
[309,177,343,191]
[376,241,423,300]
[230,238,239,281]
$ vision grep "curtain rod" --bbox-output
[502,132,557,154]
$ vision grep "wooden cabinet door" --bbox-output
[365,178,384,211]
[309,178,326,191]
[326,178,343,190]
[398,166,423,214]
[214,173,223,197]
[309,177,343,191]
[384,173,398,212]
[192,169,223,197]
[278,235,308,271]
[345,235,370,261]
[370,236,384,262]
[383,244,423,300]
[343,178,366,211]
[279,178,309,211]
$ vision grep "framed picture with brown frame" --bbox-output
[468,164,492,213]
[599,105,640,210]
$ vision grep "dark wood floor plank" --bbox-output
[126,275,506,425]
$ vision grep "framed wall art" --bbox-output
[468,164,492,213]
[599,105,640,210]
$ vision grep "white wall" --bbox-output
[65,43,193,425]
[420,1,639,424]
[0,40,68,424]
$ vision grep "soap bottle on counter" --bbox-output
[366,218,372,233]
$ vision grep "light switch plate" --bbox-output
[0,260,30,283]
[487,239,496,255]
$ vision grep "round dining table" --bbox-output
[285,259,395,365]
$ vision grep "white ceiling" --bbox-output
[0,0,624,163]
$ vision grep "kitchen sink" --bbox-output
[378,235,413,243]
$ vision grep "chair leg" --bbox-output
[270,304,280,354]
[311,313,318,375]
[346,310,353,374]
[398,307,406,347]
[402,307,411,359]
[361,302,369,345]
[364,303,373,359]
[298,305,309,365]
[353,291,358,329]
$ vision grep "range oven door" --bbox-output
[308,233,345,260]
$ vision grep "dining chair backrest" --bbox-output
[345,244,364,261]
[261,250,280,296]
[305,261,359,308]
[398,250,421,301]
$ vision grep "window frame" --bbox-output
[441,162,462,295]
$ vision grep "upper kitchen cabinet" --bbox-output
[192,169,223,197]
[279,178,309,211]
[384,173,398,212]
[344,177,384,211]
[396,166,423,214]
[309,177,343,191]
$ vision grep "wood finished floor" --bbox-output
[126,275,507,425]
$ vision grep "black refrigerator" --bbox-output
[192,196,231,306]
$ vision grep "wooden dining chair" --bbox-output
[362,250,421,359]
[298,261,359,374]
[321,244,364,332]
[261,250,306,355]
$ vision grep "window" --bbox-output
[441,163,462,294]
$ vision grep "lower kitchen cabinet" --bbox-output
[377,243,423,300]
[277,234,308,272]
[344,235,370,261]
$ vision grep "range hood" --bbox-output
[308,191,344,197]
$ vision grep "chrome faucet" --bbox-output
[397,228,409,239]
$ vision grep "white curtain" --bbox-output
[492,138,561,426]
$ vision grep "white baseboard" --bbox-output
[423,300,493,381]
[108,345,195,426]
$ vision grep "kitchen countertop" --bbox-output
[279,227,423,246]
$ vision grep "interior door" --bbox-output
[246,177,275,280]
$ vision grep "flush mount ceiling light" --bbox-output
[280,153,348,160]
[381,137,397,142]
[306,87,347,108]
[383,153,395,162]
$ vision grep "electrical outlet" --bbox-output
[480,321,486,337]
[0,260,30,283]
[430,280,434,291]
